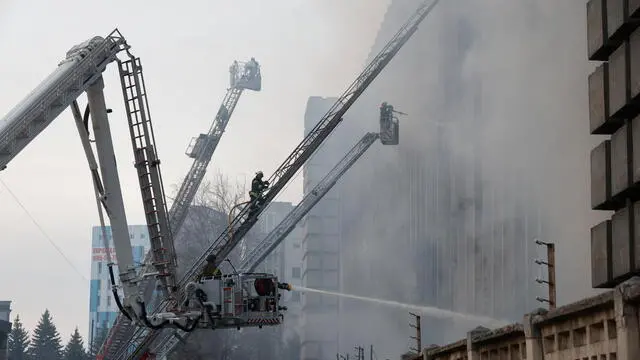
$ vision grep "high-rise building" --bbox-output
[0,301,10,360]
[250,201,304,357]
[88,225,149,345]
[299,96,356,360]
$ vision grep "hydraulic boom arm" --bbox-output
[0,33,127,170]
[171,59,262,239]
[0,30,183,328]
[99,60,262,360]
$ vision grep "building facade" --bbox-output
[297,0,559,356]
[250,201,304,357]
[88,225,149,345]
[299,96,356,360]
[0,301,10,360]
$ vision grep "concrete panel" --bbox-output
[591,219,613,288]
[609,0,628,41]
[612,204,634,279]
[632,0,640,18]
[634,201,640,276]
[588,0,612,60]
[591,140,613,210]
[612,123,630,197]
[629,27,640,101]
[609,0,640,41]
[631,116,640,185]
[609,41,632,119]
[590,63,616,134]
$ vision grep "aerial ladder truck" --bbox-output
[98,58,263,360]
[0,30,199,330]
[0,30,289,359]
[118,0,441,358]
[153,104,403,359]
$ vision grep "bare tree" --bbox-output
[191,172,248,214]
[168,171,281,359]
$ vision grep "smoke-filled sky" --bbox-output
[305,0,607,357]
[0,0,389,342]
[0,0,610,357]
[452,0,607,304]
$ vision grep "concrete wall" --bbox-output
[416,277,640,360]
[588,0,640,288]
[300,96,345,360]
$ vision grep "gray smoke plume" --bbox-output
[299,0,606,358]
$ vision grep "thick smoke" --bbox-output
[300,0,604,358]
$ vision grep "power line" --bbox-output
[0,177,88,282]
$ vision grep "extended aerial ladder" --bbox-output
[0,30,189,330]
[117,0,440,358]
[241,112,400,272]
[153,105,402,360]
[98,59,263,360]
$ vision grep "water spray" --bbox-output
[291,285,510,327]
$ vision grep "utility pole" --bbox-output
[534,238,556,310]
[409,312,422,353]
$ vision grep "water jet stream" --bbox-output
[292,286,510,327]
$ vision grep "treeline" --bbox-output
[8,309,104,360]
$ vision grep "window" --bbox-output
[130,233,134,239]
[291,292,301,303]
[96,295,101,307]
[291,267,301,279]
[97,262,102,274]
[293,243,301,249]
[107,295,111,307]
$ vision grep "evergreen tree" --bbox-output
[87,327,107,358]
[62,328,86,360]
[8,314,30,360]
[28,309,63,360]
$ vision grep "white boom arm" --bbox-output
[0,31,150,316]
[0,30,193,329]
[0,34,125,169]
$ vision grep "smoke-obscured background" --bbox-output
[296,0,607,358]
[0,0,610,358]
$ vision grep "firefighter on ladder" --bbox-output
[248,171,269,217]
[199,254,222,280]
